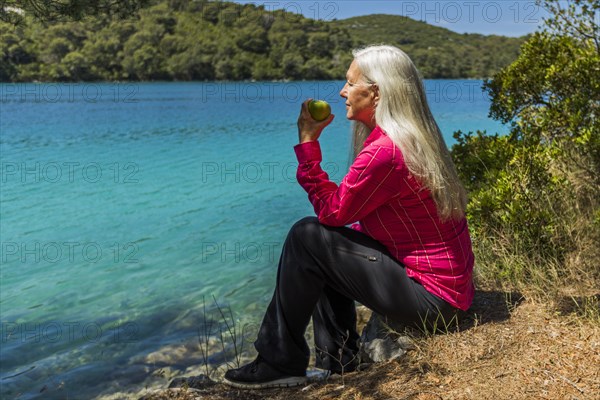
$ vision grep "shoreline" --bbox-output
[0,78,491,85]
[102,293,600,399]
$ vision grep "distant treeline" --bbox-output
[0,0,526,82]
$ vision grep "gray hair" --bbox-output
[351,45,467,221]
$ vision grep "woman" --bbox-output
[224,45,475,389]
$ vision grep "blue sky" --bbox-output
[233,1,559,37]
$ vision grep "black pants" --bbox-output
[254,217,455,375]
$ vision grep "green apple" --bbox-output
[308,100,331,121]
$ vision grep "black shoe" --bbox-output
[223,355,307,389]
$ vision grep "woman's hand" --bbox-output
[297,99,335,144]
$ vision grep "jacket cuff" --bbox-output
[294,141,322,163]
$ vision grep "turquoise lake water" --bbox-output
[0,81,506,399]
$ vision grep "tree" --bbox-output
[251,57,281,80]
[235,25,269,54]
[281,53,304,80]
[0,0,151,24]
[307,32,332,58]
[452,0,600,288]
[484,0,599,184]
[80,20,136,80]
[123,32,166,80]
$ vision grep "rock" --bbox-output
[168,374,215,389]
[358,312,415,364]
[356,305,372,333]
[361,338,406,362]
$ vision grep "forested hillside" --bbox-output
[331,14,525,78]
[0,0,526,82]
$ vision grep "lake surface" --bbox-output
[0,81,506,399]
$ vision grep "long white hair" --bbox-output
[351,45,467,221]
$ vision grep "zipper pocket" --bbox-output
[336,247,379,262]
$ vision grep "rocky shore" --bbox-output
[94,292,600,399]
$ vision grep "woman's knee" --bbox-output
[287,216,327,247]
[290,216,321,234]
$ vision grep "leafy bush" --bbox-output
[452,0,600,296]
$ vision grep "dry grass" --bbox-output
[139,290,600,400]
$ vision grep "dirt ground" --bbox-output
[139,290,600,400]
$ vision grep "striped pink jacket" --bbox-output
[294,126,475,311]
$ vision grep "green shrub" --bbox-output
[452,0,600,298]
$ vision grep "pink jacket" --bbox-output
[294,126,475,311]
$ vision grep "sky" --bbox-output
[232,0,561,37]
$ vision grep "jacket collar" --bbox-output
[363,125,386,148]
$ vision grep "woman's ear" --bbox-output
[372,85,380,106]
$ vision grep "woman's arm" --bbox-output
[295,140,406,226]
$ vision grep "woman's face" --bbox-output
[340,60,378,129]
